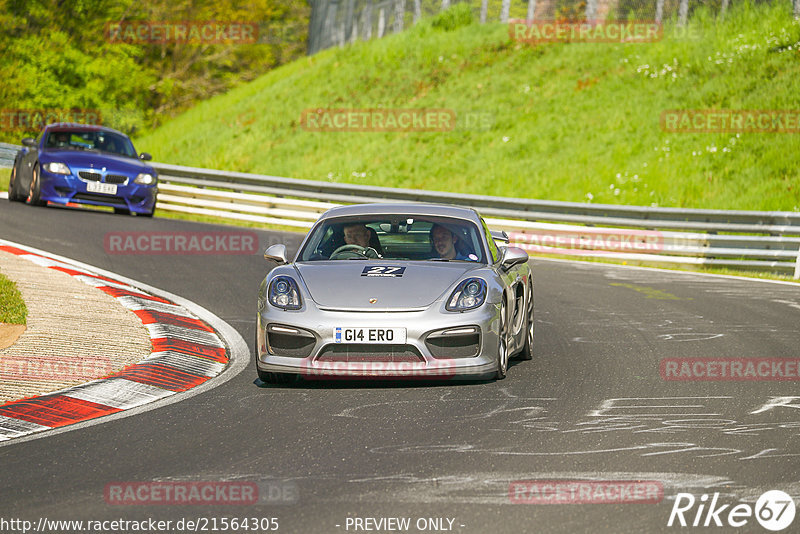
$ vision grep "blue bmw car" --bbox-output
[8,123,158,216]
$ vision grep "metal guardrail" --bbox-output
[0,143,19,168]
[149,163,800,278]
[2,143,799,277]
[152,162,800,235]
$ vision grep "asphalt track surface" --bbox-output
[1,202,799,534]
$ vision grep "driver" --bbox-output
[53,132,69,147]
[343,223,371,248]
[431,224,471,261]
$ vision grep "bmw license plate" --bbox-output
[334,327,406,344]
[86,182,117,195]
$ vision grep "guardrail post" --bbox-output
[795,246,800,279]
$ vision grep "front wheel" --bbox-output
[495,300,509,380]
[518,279,534,361]
[26,165,45,206]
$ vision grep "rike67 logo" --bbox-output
[668,490,796,531]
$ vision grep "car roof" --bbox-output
[318,202,483,223]
[44,123,129,138]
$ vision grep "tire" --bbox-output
[114,207,130,215]
[495,300,509,380]
[8,165,23,202]
[517,279,535,361]
[25,164,45,206]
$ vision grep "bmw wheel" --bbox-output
[26,165,45,206]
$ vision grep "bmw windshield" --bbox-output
[44,130,138,158]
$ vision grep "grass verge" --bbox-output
[0,168,10,192]
[136,2,800,211]
[0,273,27,324]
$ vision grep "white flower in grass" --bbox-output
[502,136,510,143]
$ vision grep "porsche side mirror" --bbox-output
[264,244,288,264]
[500,246,528,270]
[21,137,36,147]
[490,229,510,244]
[139,152,152,161]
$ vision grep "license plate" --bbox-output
[86,182,117,195]
[334,327,406,344]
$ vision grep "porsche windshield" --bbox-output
[298,216,486,263]
[44,130,137,158]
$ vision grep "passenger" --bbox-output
[430,224,471,260]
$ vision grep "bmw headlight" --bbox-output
[44,162,71,175]
[134,173,155,185]
[446,278,487,312]
[268,276,302,310]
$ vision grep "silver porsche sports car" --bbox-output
[256,203,533,382]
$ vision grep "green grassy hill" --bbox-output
[135,2,800,211]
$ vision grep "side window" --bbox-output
[481,218,500,263]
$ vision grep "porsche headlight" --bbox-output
[44,162,71,175]
[268,276,302,310]
[134,173,155,185]
[446,278,487,312]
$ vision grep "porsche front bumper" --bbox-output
[256,300,501,380]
